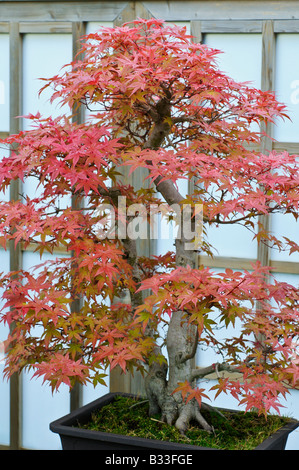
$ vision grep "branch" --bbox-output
[190,362,242,382]
[172,116,196,124]
[143,124,185,207]
[97,186,123,201]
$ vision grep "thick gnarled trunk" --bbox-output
[145,310,213,434]
[139,109,214,433]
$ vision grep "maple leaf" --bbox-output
[32,353,89,392]
[173,381,210,407]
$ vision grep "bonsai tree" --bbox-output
[0,19,298,435]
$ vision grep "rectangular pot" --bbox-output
[50,392,299,450]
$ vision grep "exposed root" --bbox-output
[194,406,214,434]
[201,401,228,420]
[148,395,214,435]
[174,400,214,435]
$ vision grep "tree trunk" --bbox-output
[144,237,213,433]
[145,308,213,434]
[140,110,214,433]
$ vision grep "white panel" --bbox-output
[86,21,113,34]
[156,214,178,256]
[270,213,299,262]
[21,31,110,437]
[205,223,257,259]
[21,251,70,450]
[274,34,299,142]
[22,371,70,450]
[22,33,72,203]
[0,248,10,446]
[82,382,109,406]
[201,34,262,259]
[22,34,72,128]
[271,271,299,287]
[267,271,299,449]
[84,22,113,124]
[0,34,9,132]
[282,389,299,450]
[204,34,262,86]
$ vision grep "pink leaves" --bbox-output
[0,115,120,198]
[32,354,89,392]
[137,262,299,414]
[174,381,210,408]
[212,374,289,416]
[0,251,148,388]
[124,143,299,227]
[138,262,274,316]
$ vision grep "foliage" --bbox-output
[0,19,298,421]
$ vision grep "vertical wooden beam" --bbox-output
[9,21,22,450]
[261,21,275,94]
[72,21,86,125]
[69,21,86,412]
[135,1,154,20]
[110,3,136,396]
[114,1,136,27]
[110,2,154,397]
[190,19,201,267]
[190,20,202,43]
[258,20,275,268]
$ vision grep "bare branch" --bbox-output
[190,362,242,382]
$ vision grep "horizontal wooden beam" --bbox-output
[0,1,299,23]
[200,19,299,34]
[0,18,299,35]
[0,132,9,139]
[19,21,72,33]
[0,22,9,32]
[274,19,299,33]
[199,255,299,275]
[145,1,299,21]
[0,2,125,22]
[200,20,263,33]
[21,244,299,275]
[21,242,69,254]
[273,142,299,154]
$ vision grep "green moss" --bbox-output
[79,396,292,450]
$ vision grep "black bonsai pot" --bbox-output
[50,392,299,451]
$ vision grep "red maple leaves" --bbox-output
[0,19,298,414]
